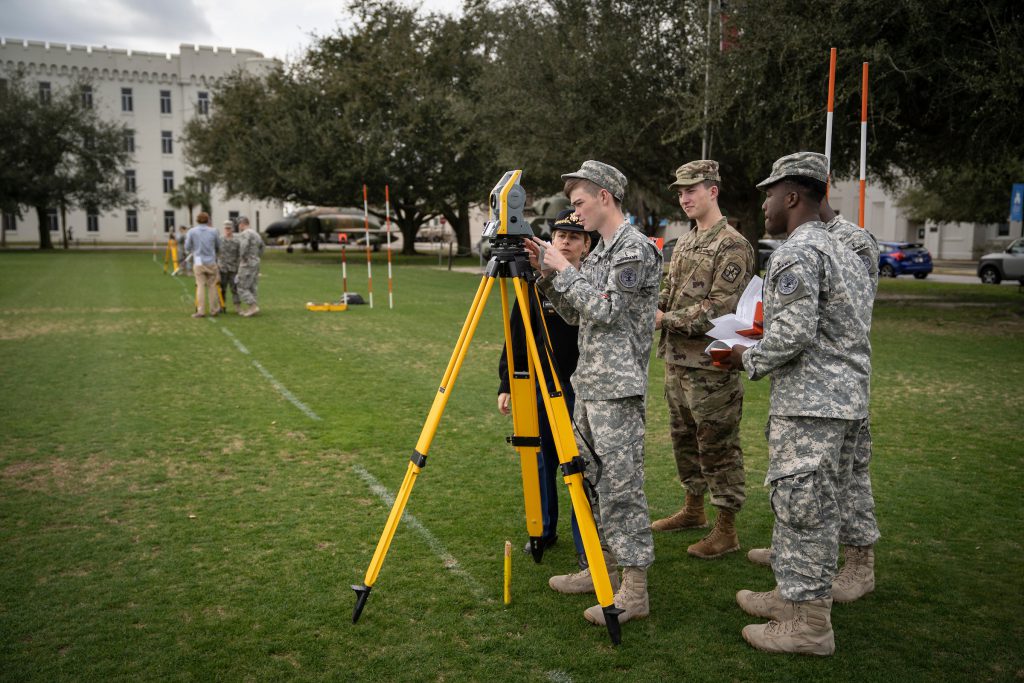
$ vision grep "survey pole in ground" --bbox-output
[858,62,869,228]
[385,184,394,309]
[363,184,374,308]
[340,235,349,306]
[824,47,837,199]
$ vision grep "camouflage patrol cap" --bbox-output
[756,152,829,189]
[552,208,587,233]
[561,160,627,201]
[668,159,721,189]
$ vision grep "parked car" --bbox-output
[758,239,785,271]
[878,241,933,278]
[977,237,1024,284]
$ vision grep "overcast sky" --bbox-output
[0,0,463,62]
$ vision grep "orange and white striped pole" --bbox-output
[824,47,837,198]
[363,184,374,308]
[340,234,348,305]
[385,184,394,309]
[858,62,869,228]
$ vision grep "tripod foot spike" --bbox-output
[351,584,372,623]
[529,537,544,564]
[603,606,625,645]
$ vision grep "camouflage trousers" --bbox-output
[766,415,858,602]
[575,396,654,569]
[664,363,746,511]
[841,417,881,547]
[237,265,260,305]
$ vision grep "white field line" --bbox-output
[218,326,322,422]
[352,463,490,602]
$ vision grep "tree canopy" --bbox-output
[0,75,137,249]
[184,0,1024,252]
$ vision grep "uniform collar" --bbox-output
[690,216,729,246]
[596,220,631,256]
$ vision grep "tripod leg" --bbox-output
[498,279,544,562]
[511,278,624,644]
[353,275,496,623]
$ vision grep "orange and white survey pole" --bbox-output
[340,232,349,305]
[363,184,374,308]
[824,47,837,198]
[385,184,394,309]
[858,62,869,228]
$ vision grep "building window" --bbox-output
[162,171,174,193]
[197,91,210,115]
[123,129,135,153]
[998,222,1010,237]
[161,130,173,154]
[164,210,176,233]
[160,90,172,114]
[2,212,16,232]
[87,211,99,233]
[200,179,211,195]
[125,169,136,193]
[121,87,133,112]
[126,209,138,233]
[38,81,51,104]
[80,85,93,109]
[46,208,59,231]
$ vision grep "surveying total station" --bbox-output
[351,170,625,645]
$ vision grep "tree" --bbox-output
[167,176,211,225]
[0,75,137,249]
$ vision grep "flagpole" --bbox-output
[858,62,869,228]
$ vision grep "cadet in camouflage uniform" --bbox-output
[218,220,242,313]
[235,216,264,317]
[652,159,755,560]
[746,203,882,603]
[721,152,873,656]
[525,160,662,628]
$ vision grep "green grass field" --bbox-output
[1,249,1022,682]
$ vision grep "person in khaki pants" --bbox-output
[184,211,222,318]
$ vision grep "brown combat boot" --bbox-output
[687,508,740,559]
[832,545,875,603]
[583,566,649,626]
[549,549,620,594]
[747,547,772,567]
[742,597,835,656]
[651,493,707,531]
[736,586,793,621]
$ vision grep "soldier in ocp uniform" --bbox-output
[525,160,662,628]
[747,197,882,603]
[652,159,755,560]
[720,152,873,656]
[235,216,264,317]
[218,220,242,313]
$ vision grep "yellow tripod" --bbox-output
[351,170,624,644]
[163,238,180,274]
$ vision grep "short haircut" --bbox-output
[563,178,621,207]
[196,211,210,224]
[781,176,826,204]
[703,179,720,193]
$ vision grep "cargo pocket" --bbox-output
[769,471,824,531]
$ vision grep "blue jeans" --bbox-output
[536,388,584,554]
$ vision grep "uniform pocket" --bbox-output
[769,471,824,531]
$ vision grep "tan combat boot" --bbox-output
[687,508,740,559]
[742,597,835,656]
[651,493,707,531]
[583,566,649,626]
[736,586,793,621]
[832,545,875,603]
[747,547,772,567]
[549,549,620,594]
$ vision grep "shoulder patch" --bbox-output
[778,271,800,295]
[722,262,741,283]
[618,266,639,289]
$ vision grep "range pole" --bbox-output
[363,184,374,308]
[385,184,394,309]
[824,47,837,199]
[858,62,869,228]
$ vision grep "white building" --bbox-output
[0,37,285,245]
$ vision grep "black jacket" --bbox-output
[498,290,580,395]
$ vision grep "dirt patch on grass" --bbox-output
[0,319,136,341]
[2,455,114,494]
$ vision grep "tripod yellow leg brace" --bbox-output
[351,170,624,644]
